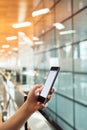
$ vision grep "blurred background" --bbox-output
[0,0,87,130]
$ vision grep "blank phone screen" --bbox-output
[40,70,57,98]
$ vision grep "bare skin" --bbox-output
[0,84,54,130]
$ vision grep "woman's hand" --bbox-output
[26,84,54,114]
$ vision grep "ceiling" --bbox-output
[0,0,33,58]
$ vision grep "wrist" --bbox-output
[24,100,33,116]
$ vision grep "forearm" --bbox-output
[0,84,50,130]
[0,114,2,124]
[0,101,31,130]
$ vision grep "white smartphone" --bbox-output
[38,66,60,104]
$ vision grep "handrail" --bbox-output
[6,90,19,111]
[15,84,27,97]
[0,73,19,111]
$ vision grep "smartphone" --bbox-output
[38,66,60,104]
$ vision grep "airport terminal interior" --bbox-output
[0,0,87,130]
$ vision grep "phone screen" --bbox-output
[40,70,58,98]
[38,66,60,103]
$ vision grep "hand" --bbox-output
[26,84,54,114]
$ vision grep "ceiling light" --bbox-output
[53,23,65,30]
[12,21,32,28]
[59,30,76,35]
[2,44,10,48]
[34,41,43,45]
[33,36,39,41]
[13,47,18,51]
[6,36,17,41]
[32,8,50,17]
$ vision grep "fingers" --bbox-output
[50,88,55,94]
[47,95,51,100]
[34,84,43,90]
[37,102,45,109]
[34,85,54,97]
[34,85,43,96]
[37,102,48,109]
[47,88,55,99]
[46,88,55,102]
[27,84,43,100]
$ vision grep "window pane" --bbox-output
[34,50,58,70]
[56,19,73,47]
[73,9,87,42]
[56,72,73,98]
[75,103,87,130]
[44,108,57,122]
[58,45,73,71]
[74,41,87,72]
[73,0,87,13]
[43,29,56,49]
[57,95,74,126]
[57,118,73,130]
[74,74,87,105]
[43,8,55,32]
[55,0,72,22]
[48,93,57,112]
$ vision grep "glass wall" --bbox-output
[33,0,87,129]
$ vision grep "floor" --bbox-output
[22,111,56,130]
